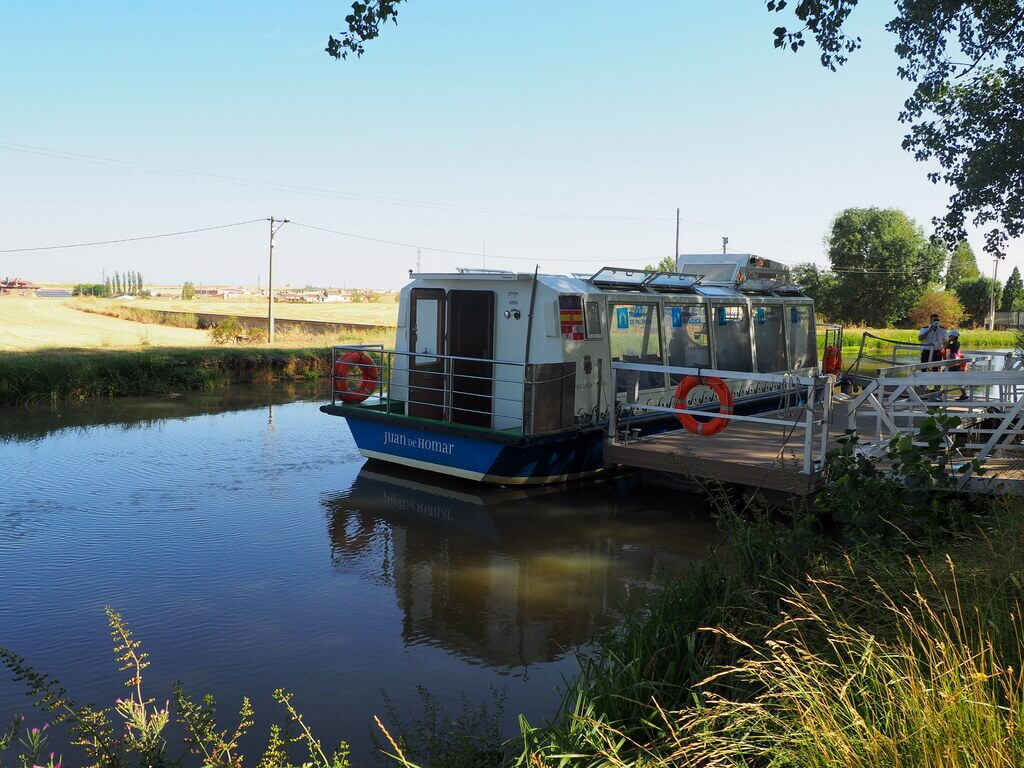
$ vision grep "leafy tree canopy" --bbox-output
[944,240,981,289]
[644,255,677,273]
[824,207,946,327]
[1002,265,1024,310]
[955,276,1002,325]
[792,262,839,318]
[327,1,1024,255]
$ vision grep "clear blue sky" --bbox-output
[2,1,1019,288]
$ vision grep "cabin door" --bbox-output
[408,288,446,420]
[447,290,494,428]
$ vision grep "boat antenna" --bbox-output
[675,207,680,262]
[524,264,540,382]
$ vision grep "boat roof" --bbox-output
[409,252,808,300]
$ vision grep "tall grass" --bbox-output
[497,502,1024,768]
[0,348,330,405]
[670,570,1024,767]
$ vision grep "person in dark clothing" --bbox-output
[943,328,970,401]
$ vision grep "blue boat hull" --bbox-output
[338,411,606,484]
[322,388,810,485]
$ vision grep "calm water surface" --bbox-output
[0,387,718,763]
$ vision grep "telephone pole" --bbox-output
[416,247,422,273]
[267,217,289,343]
[722,236,729,254]
[989,253,1006,331]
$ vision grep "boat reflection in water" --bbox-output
[323,464,720,669]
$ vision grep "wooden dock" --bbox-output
[606,404,858,495]
[604,402,1022,496]
[606,361,1024,497]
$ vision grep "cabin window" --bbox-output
[788,305,817,369]
[712,304,753,372]
[753,305,788,372]
[664,304,710,385]
[610,303,663,392]
[585,301,603,338]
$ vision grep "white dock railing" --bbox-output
[846,366,1024,488]
[608,362,836,475]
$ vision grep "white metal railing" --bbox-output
[609,362,836,475]
[846,368,1024,487]
[330,345,528,432]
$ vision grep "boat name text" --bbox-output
[383,431,455,455]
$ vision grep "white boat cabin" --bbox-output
[386,254,817,435]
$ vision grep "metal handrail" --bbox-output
[845,374,1024,494]
[332,345,528,368]
[608,361,836,475]
[329,344,529,431]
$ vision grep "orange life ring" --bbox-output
[822,345,843,376]
[671,375,734,437]
[333,351,379,403]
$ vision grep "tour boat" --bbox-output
[321,254,822,484]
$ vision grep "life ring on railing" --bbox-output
[822,345,843,376]
[333,351,379,403]
[671,375,734,437]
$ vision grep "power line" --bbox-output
[288,220,653,263]
[0,219,265,254]
[0,139,822,249]
[0,140,672,223]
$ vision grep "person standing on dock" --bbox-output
[943,329,970,401]
[918,313,946,371]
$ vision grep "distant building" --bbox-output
[0,277,40,296]
[192,286,247,299]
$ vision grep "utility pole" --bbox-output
[674,208,680,264]
[483,242,486,270]
[267,217,289,343]
[722,236,729,255]
[416,247,422,273]
[989,253,1006,331]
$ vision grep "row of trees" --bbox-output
[795,208,1023,329]
[106,270,144,296]
[72,283,112,298]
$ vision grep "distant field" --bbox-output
[0,297,213,350]
[0,297,395,351]
[132,297,400,325]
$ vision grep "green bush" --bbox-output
[208,316,244,344]
[908,289,966,328]
[818,414,986,542]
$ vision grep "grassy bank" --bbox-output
[0,347,331,406]
[823,326,1016,352]
[503,503,1024,768]
[69,297,201,328]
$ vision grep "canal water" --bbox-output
[0,386,718,764]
